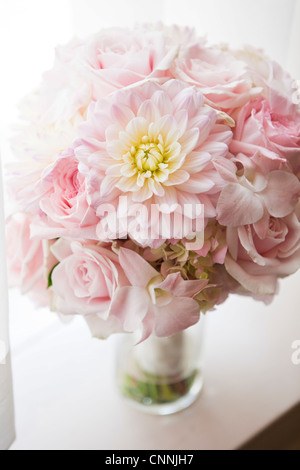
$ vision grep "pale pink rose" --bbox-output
[75,79,232,245]
[234,46,300,117]
[225,211,300,295]
[30,149,98,240]
[6,213,55,306]
[215,154,300,227]
[109,248,207,340]
[6,213,44,292]
[50,241,127,327]
[8,120,79,213]
[39,27,178,125]
[230,97,300,171]
[171,43,262,111]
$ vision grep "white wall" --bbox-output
[72,0,297,67]
[1,0,299,166]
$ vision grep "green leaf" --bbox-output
[47,263,59,289]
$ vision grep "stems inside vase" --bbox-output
[116,322,205,415]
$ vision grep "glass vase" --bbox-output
[116,320,205,415]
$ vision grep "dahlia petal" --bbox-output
[156,186,178,208]
[177,191,201,207]
[172,87,202,117]
[182,151,211,172]
[174,109,188,137]
[163,170,188,187]
[117,176,139,192]
[106,140,125,160]
[126,117,148,141]
[86,152,115,171]
[190,115,214,146]
[209,125,233,145]
[100,175,122,197]
[106,164,123,177]
[132,179,153,202]
[148,115,179,144]
[198,194,216,218]
[110,104,135,127]
[179,128,200,154]
[151,180,165,197]
[178,174,214,193]
[137,100,160,122]
[201,141,229,158]
[152,90,173,115]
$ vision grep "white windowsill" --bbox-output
[9,271,300,450]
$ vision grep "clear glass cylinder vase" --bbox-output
[116,320,205,415]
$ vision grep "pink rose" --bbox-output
[39,27,177,125]
[50,240,127,325]
[30,149,98,240]
[235,46,299,117]
[8,120,79,213]
[225,211,300,295]
[171,43,262,111]
[6,213,56,306]
[6,213,44,293]
[230,97,300,170]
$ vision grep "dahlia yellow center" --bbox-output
[122,133,176,188]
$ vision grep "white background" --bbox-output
[0,0,300,450]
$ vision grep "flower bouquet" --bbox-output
[6,25,300,414]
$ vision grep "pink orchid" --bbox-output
[110,248,208,339]
[215,154,300,227]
